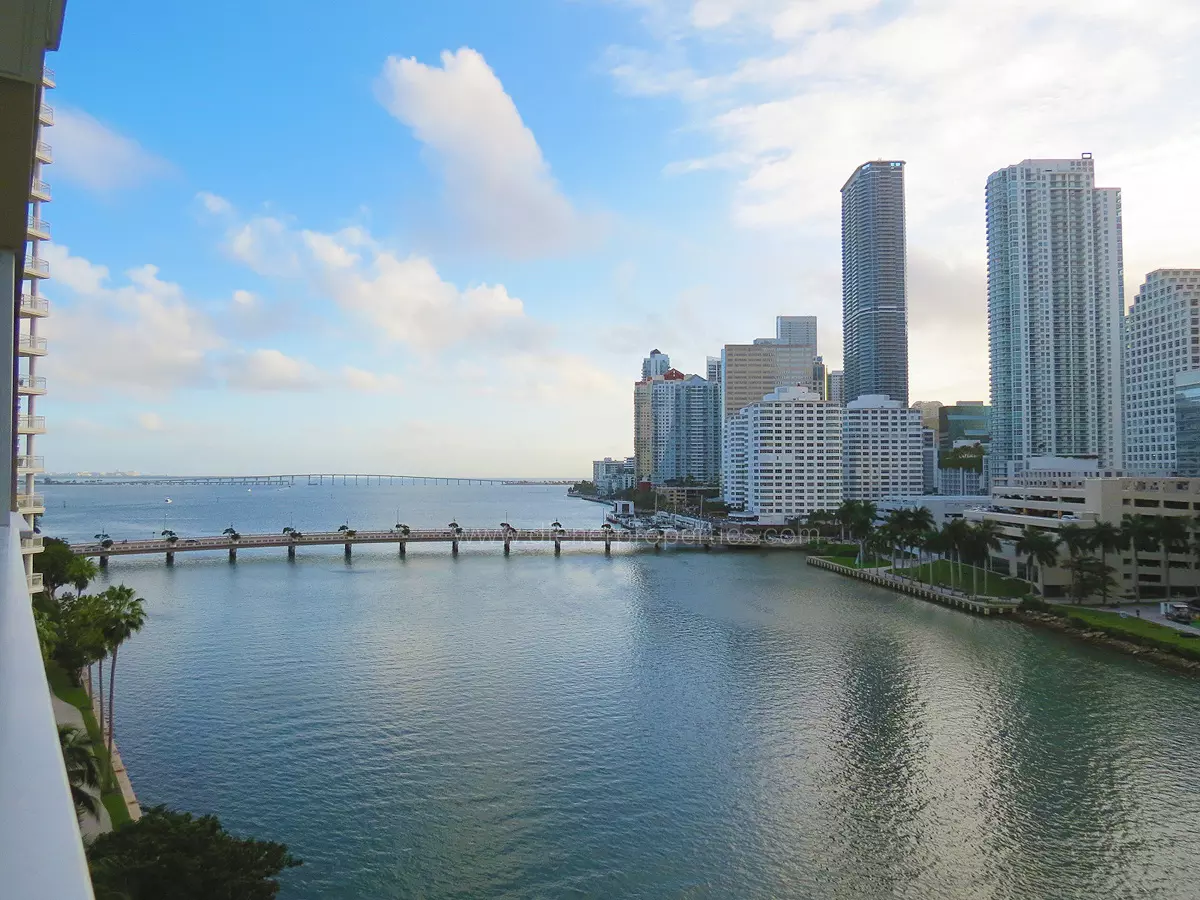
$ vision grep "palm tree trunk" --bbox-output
[1164,550,1172,601]
[1101,550,1109,604]
[1132,547,1141,601]
[106,645,119,778]
[96,655,105,740]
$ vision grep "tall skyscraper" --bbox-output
[812,356,827,400]
[721,342,816,418]
[841,160,908,405]
[651,373,721,485]
[987,154,1124,468]
[1124,270,1200,474]
[706,355,722,385]
[642,349,670,380]
[776,315,818,348]
[634,349,672,483]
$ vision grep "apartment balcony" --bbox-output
[17,335,48,357]
[16,494,45,515]
[35,141,52,164]
[42,65,56,88]
[17,376,47,396]
[38,104,53,126]
[17,415,46,435]
[23,257,49,280]
[26,216,50,240]
[21,535,43,555]
[30,180,50,202]
[27,572,43,593]
[16,456,44,475]
[19,292,49,316]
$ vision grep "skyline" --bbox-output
[37,0,1200,475]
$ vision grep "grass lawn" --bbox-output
[821,555,890,569]
[47,662,133,827]
[892,559,1032,599]
[1054,606,1200,661]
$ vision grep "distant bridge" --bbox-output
[71,526,813,566]
[42,474,579,487]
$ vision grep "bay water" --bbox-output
[44,482,1200,898]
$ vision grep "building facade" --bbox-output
[938,401,990,452]
[1124,269,1200,475]
[842,160,908,405]
[986,154,1125,469]
[642,349,670,380]
[721,342,816,418]
[592,457,637,496]
[842,394,923,500]
[828,370,845,405]
[1176,369,1200,477]
[776,315,818,347]
[651,374,721,485]
[921,427,937,493]
[812,356,827,400]
[721,386,842,524]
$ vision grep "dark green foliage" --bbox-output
[938,444,985,471]
[88,806,301,900]
[570,480,597,495]
[34,536,75,597]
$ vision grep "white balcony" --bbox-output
[17,416,46,434]
[30,180,50,202]
[18,335,48,357]
[35,141,52,164]
[19,293,49,316]
[38,104,53,126]
[17,376,47,396]
[17,456,44,475]
[42,65,56,88]
[23,257,49,280]
[16,494,44,515]
[21,536,43,555]
[26,216,50,240]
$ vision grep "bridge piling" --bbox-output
[165,552,174,565]
[452,540,459,556]
[99,555,108,569]
[504,538,510,555]
[398,541,405,557]
[344,543,352,559]
[554,539,561,555]
[229,548,236,563]
[287,545,295,561]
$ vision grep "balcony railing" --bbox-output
[19,293,49,315]
[17,376,47,395]
[18,335,48,356]
[16,456,44,473]
[26,217,50,240]
[42,65,55,87]
[17,416,46,434]
[30,180,51,202]
[23,257,49,278]
[20,535,44,554]
[38,104,54,126]
[27,573,43,592]
[16,494,45,514]
[35,141,52,163]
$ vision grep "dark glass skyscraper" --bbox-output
[841,160,908,405]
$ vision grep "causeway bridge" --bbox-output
[43,474,577,487]
[70,527,812,565]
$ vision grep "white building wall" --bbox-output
[1124,269,1200,475]
[652,375,721,484]
[843,394,924,500]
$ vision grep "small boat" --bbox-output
[164,498,172,504]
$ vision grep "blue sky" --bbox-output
[39,0,1200,475]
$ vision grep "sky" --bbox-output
[38,0,1200,476]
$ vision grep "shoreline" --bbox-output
[91,692,142,823]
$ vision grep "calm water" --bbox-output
[45,483,1200,898]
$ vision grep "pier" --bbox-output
[72,527,809,566]
[806,556,1018,616]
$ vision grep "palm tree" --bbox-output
[973,520,1004,595]
[160,529,177,544]
[1152,516,1190,601]
[222,527,241,541]
[1058,523,1092,598]
[1014,528,1059,595]
[918,528,943,584]
[67,556,98,594]
[395,524,410,537]
[906,508,934,575]
[943,518,970,589]
[94,532,113,549]
[58,725,101,822]
[448,521,463,535]
[1089,521,1126,605]
[849,501,877,564]
[337,524,350,533]
[1121,514,1153,602]
[99,585,147,782]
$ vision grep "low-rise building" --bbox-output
[966,456,1200,598]
[592,457,636,496]
[876,495,986,527]
[722,386,842,524]
[843,395,923,501]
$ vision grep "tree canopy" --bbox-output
[88,806,301,900]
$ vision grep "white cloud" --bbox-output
[377,47,589,257]
[137,413,166,432]
[340,366,404,394]
[222,349,321,392]
[227,216,302,277]
[232,289,257,308]
[52,107,172,191]
[41,243,109,294]
[197,191,233,215]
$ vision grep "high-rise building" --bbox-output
[812,356,828,400]
[910,400,943,434]
[776,315,818,348]
[1124,270,1200,475]
[921,428,937,494]
[721,342,816,418]
[842,395,923,500]
[651,373,721,485]
[706,355,722,385]
[842,160,908,405]
[721,386,842,523]
[938,401,990,452]
[987,154,1125,468]
[642,349,670,380]
[828,370,845,405]
[1175,370,1200,477]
